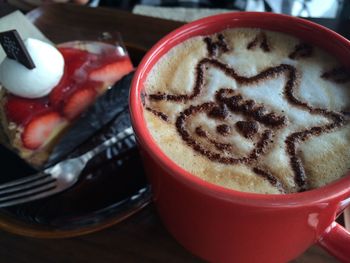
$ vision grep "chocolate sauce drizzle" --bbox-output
[236,121,259,138]
[148,59,204,101]
[253,167,286,193]
[145,34,347,192]
[196,126,232,150]
[195,126,207,137]
[215,88,286,127]
[247,32,271,52]
[216,124,231,136]
[203,33,229,57]
[288,43,313,60]
[208,104,229,120]
[285,112,344,191]
[175,102,272,165]
[321,67,350,83]
[149,59,298,104]
[145,107,168,121]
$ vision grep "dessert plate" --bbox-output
[0,72,151,238]
[0,8,153,238]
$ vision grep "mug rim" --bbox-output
[130,11,350,206]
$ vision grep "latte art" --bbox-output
[143,28,350,194]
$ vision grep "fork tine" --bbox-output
[0,181,56,202]
[0,172,51,190]
[0,126,135,208]
[0,176,56,195]
[124,136,135,148]
[0,186,59,208]
[121,129,133,138]
[123,127,133,135]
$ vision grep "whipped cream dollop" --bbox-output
[0,38,64,98]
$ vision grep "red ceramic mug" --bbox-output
[130,12,350,263]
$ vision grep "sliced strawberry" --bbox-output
[58,47,97,76]
[50,48,101,107]
[22,112,63,150]
[5,95,50,125]
[63,88,96,120]
[58,47,87,58]
[89,58,133,85]
[49,73,77,108]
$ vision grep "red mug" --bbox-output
[130,12,350,263]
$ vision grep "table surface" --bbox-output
[0,3,349,262]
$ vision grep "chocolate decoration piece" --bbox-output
[247,32,271,52]
[0,30,35,69]
[288,42,313,60]
[321,67,350,83]
[203,33,229,57]
[236,121,259,138]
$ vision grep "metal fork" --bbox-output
[0,127,135,208]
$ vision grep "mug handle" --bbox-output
[318,211,350,262]
[344,207,350,230]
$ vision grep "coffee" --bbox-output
[142,28,350,194]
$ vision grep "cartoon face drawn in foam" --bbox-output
[144,33,348,193]
[174,88,284,165]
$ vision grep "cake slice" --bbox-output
[0,39,133,167]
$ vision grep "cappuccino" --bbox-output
[143,28,350,194]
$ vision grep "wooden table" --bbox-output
[0,3,348,262]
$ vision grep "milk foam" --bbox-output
[143,28,350,194]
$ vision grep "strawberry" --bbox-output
[59,47,98,76]
[5,95,50,125]
[22,112,63,150]
[49,73,77,108]
[58,47,86,58]
[63,88,96,120]
[50,48,100,107]
[89,58,133,85]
